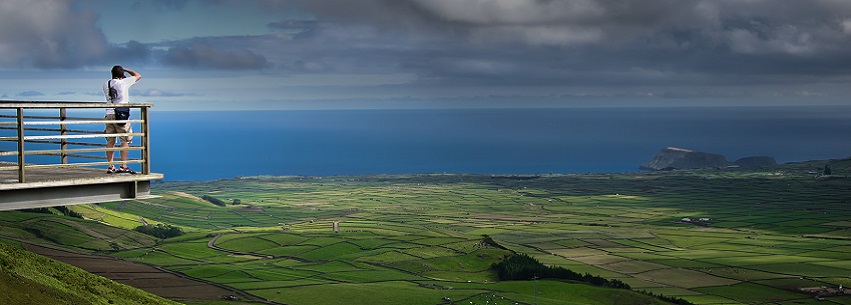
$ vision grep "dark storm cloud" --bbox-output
[301,0,710,45]
[0,0,107,68]
[6,0,850,102]
[109,40,152,64]
[271,0,851,94]
[162,40,269,70]
[298,0,851,51]
[0,0,153,69]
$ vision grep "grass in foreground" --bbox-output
[0,241,181,305]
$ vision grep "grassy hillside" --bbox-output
[0,241,181,305]
[0,210,158,253]
[826,156,851,175]
[781,156,851,176]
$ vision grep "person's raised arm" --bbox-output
[124,68,141,82]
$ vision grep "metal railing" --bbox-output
[0,101,153,183]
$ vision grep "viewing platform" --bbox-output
[0,102,163,211]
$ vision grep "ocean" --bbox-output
[148,106,851,181]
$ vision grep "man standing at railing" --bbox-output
[103,65,141,174]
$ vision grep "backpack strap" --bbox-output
[107,79,116,102]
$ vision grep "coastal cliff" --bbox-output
[640,147,734,170]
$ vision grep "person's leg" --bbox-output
[106,142,115,163]
[120,142,130,163]
[117,141,135,174]
[117,122,135,174]
[105,115,118,173]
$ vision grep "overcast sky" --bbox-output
[2,0,851,110]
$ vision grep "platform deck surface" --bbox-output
[0,162,162,190]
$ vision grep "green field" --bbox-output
[1,160,850,305]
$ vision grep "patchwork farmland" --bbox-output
[2,161,849,305]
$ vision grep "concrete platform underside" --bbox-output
[0,162,162,211]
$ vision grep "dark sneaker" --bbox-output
[118,166,137,174]
[107,167,118,174]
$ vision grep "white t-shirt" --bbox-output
[103,77,137,115]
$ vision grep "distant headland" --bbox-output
[640,147,777,171]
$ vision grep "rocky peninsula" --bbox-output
[641,147,776,171]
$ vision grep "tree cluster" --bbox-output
[493,253,630,289]
[23,206,83,219]
[201,195,242,206]
[134,224,184,239]
[638,290,696,305]
[201,195,227,207]
[481,235,508,250]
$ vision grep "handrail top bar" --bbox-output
[0,101,153,109]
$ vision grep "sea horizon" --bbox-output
[148,105,851,181]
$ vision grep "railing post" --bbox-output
[16,107,25,183]
[141,106,151,175]
[60,107,68,164]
